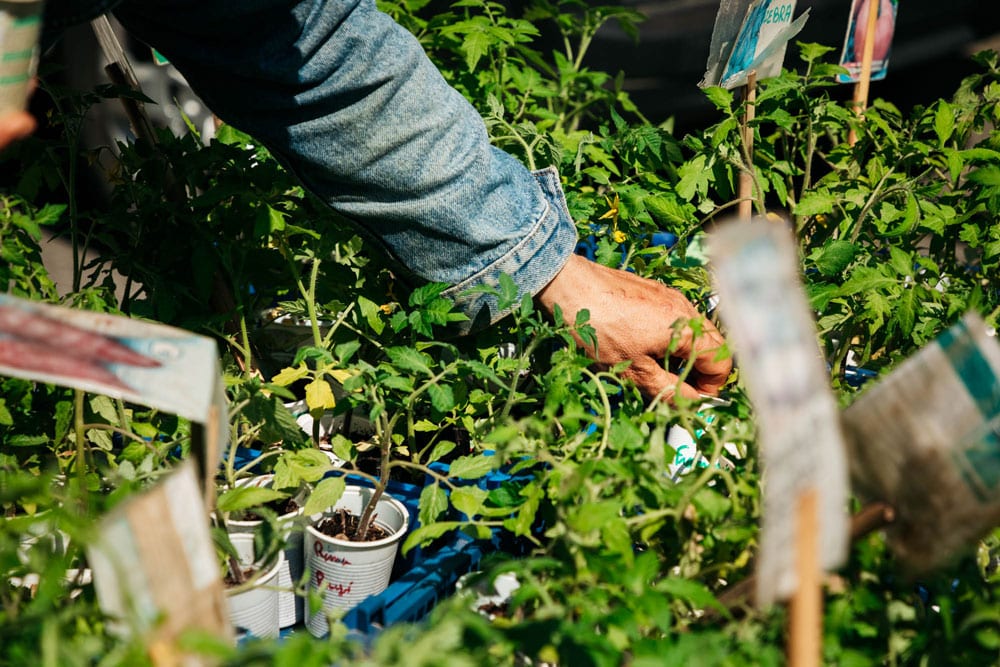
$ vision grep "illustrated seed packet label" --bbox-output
[709,220,849,606]
[0,294,227,503]
[701,0,809,90]
[837,0,899,84]
[842,313,1000,573]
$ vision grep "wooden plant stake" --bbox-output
[788,488,821,667]
[847,0,881,146]
[739,69,758,220]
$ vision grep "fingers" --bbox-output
[623,357,702,403]
[0,111,36,151]
[536,253,733,401]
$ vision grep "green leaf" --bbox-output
[385,346,432,376]
[655,577,728,616]
[934,101,955,145]
[279,447,334,485]
[302,476,346,517]
[447,454,496,479]
[270,363,310,387]
[702,86,733,111]
[402,521,463,555]
[217,486,288,514]
[418,483,449,526]
[357,296,385,335]
[331,434,357,463]
[691,487,731,522]
[305,379,336,411]
[427,383,456,413]
[266,205,286,232]
[89,395,118,424]
[426,441,456,466]
[836,266,897,297]
[450,487,488,518]
[794,190,836,217]
[812,240,857,277]
[894,288,916,337]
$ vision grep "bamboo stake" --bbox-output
[788,488,821,667]
[847,0,881,146]
[738,70,758,220]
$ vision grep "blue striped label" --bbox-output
[938,318,1000,502]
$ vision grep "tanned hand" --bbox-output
[536,254,731,402]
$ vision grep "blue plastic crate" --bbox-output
[341,532,484,635]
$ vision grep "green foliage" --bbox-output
[3,2,1000,666]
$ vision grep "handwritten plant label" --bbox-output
[701,0,809,89]
[837,0,899,84]
[86,460,230,658]
[841,312,1000,573]
[709,220,849,606]
[0,294,227,503]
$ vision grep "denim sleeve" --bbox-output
[112,0,578,332]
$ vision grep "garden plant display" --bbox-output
[1,1,1000,665]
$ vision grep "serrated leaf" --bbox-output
[427,383,456,413]
[402,521,463,555]
[691,487,731,522]
[271,363,310,387]
[655,577,728,616]
[8,434,49,447]
[302,477,346,517]
[305,379,336,411]
[813,240,857,277]
[447,454,496,479]
[894,288,916,337]
[426,439,456,464]
[702,86,733,111]
[385,346,432,376]
[89,395,118,424]
[934,101,955,145]
[450,487,489,519]
[357,295,385,335]
[794,190,836,216]
[331,434,357,463]
[218,486,288,514]
[418,483,449,526]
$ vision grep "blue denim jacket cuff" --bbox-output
[443,166,578,334]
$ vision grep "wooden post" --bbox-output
[739,70,758,220]
[847,0,881,146]
[788,488,821,667]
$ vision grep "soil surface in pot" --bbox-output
[224,564,259,587]
[232,497,300,522]
[315,508,391,542]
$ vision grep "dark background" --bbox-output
[584,0,1000,135]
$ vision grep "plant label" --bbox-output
[0,0,42,114]
[700,0,809,90]
[0,294,227,506]
[86,459,231,660]
[841,313,1000,573]
[709,220,849,606]
[837,0,899,84]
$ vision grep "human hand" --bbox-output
[0,110,35,151]
[536,254,731,401]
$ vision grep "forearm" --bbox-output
[113,0,577,331]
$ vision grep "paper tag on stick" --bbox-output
[842,312,1000,573]
[86,460,231,660]
[709,220,849,606]
[700,0,809,89]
